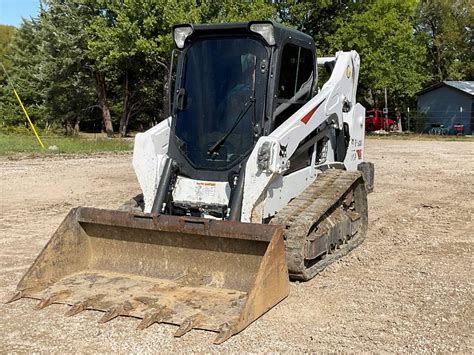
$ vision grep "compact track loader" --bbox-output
[8,22,374,344]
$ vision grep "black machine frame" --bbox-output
[166,21,317,183]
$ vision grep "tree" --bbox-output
[1,18,47,128]
[87,0,170,136]
[0,24,18,127]
[39,0,97,135]
[328,0,429,110]
[415,0,474,82]
[276,0,354,55]
[86,0,277,136]
[0,25,16,79]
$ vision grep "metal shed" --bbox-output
[416,81,473,135]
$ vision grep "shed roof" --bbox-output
[416,81,474,97]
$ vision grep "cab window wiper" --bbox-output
[208,56,257,157]
[207,96,255,156]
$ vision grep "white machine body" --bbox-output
[133,51,365,221]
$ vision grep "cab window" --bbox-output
[275,44,314,128]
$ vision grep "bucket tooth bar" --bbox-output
[6,207,289,344]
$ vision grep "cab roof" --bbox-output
[175,21,314,48]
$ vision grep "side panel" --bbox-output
[343,103,366,171]
[133,117,171,213]
[263,166,318,219]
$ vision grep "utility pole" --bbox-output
[384,87,388,131]
[407,107,410,132]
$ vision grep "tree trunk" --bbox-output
[74,119,80,136]
[119,71,130,137]
[65,119,73,136]
[65,117,80,136]
[94,70,114,137]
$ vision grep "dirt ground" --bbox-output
[0,139,472,352]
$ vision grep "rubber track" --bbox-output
[271,169,366,280]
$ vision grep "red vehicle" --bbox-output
[365,109,396,131]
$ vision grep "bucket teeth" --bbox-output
[174,314,202,337]
[122,301,134,312]
[99,301,136,324]
[99,306,121,324]
[137,304,175,330]
[35,297,54,310]
[5,290,23,304]
[65,302,85,317]
[136,311,162,330]
[8,206,290,345]
[35,290,70,310]
[213,322,235,345]
[65,294,106,317]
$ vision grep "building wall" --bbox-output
[417,86,472,134]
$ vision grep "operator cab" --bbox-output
[164,21,317,218]
[168,21,317,181]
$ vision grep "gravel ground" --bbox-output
[0,139,472,352]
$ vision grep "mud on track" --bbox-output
[0,139,472,352]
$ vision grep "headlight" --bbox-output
[249,22,275,46]
[173,25,193,49]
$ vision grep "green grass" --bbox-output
[1,130,471,157]
[0,133,133,156]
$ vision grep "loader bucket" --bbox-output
[7,207,289,344]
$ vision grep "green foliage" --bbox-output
[0,24,15,122]
[0,0,471,135]
[39,0,98,134]
[277,0,354,54]
[85,0,277,136]
[86,0,171,135]
[328,0,428,110]
[1,19,47,128]
[415,0,474,81]
[87,0,167,69]
[0,24,16,79]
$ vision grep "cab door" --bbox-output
[272,43,316,130]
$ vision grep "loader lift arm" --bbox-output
[241,51,364,222]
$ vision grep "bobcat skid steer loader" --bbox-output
[7,21,374,344]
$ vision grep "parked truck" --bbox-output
[365,109,396,131]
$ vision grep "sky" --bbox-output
[0,0,40,27]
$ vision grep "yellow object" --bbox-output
[13,89,45,149]
[1,62,44,149]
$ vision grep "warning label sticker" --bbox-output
[195,182,216,197]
